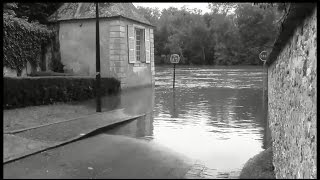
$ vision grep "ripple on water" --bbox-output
[105,66,269,179]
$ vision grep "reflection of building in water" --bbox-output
[105,87,154,138]
[120,86,154,115]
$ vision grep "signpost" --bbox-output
[170,54,180,89]
[259,51,268,64]
[259,50,268,112]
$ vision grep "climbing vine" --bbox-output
[3,13,54,76]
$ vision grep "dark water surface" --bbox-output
[103,65,270,178]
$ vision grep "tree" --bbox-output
[208,3,238,15]
[14,3,63,24]
[235,3,278,65]
[136,6,161,26]
[140,3,279,65]
[3,3,18,16]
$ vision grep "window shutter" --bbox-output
[145,28,151,63]
[128,25,135,63]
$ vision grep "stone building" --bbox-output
[267,3,316,178]
[47,3,155,89]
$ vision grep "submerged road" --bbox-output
[4,66,269,179]
[4,134,195,179]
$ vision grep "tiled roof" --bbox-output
[47,3,152,26]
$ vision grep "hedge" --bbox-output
[29,71,73,76]
[3,13,54,76]
[3,77,120,109]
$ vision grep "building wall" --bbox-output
[267,7,316,179]
[44,24,61,72]
[112,18,155,88]
[58,18,155,89]
[59,19,103,76]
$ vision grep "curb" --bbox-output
[3,112,146,164]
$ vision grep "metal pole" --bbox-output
[173,64,176,89]
[262,61,266,111]
[96,3,101,112]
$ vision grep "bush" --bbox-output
[29,71,72,76]
[3,77,120,109]
[3,13,54,75]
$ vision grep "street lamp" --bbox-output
[96,2,101,112]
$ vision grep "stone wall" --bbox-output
[267,7,317,179]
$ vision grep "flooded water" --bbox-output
[103,65,270,178]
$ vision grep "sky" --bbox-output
[133,3,211,14]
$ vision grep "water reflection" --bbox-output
[104,66,270,178]
[106,87,155,139]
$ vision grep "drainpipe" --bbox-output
[96,2,101,112]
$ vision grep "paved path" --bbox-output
[4,134,195,179]
[3,109,146,163]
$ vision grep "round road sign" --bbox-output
[170,54,180,64]
[259,51,268,61]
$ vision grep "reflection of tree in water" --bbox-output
[155,81,268,147]
[203,88,264,126]
[202,86,269,149]
[156,86,265,128]
[155,66,270,147]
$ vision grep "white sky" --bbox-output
[133,3,211,14]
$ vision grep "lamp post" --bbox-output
[95,2,101,112]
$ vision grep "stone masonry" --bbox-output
[267,6,317,179]
[108,20,127,88]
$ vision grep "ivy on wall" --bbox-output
[3,13,54,76]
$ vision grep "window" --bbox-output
[128,25,150,64]
[135,28,145,62]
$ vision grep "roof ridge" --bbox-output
[47,3,152,26]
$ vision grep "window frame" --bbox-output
[133,24,146,63]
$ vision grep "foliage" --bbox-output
[3,77,120,109]
[235,3,279,64]
[136,6,161,26]
[14,3,63,24]
[3,3,18,16]
[3,13,54,76]
[208,3,238,14]
[137,3,280,65]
